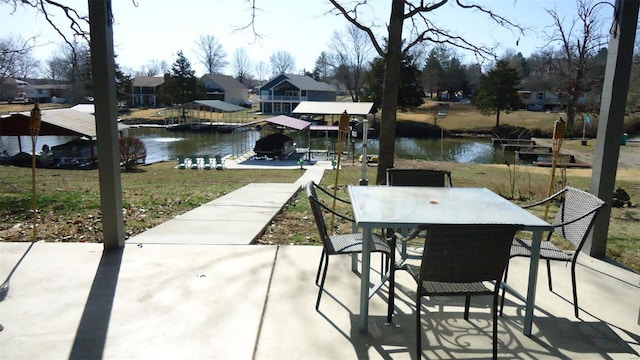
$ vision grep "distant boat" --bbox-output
[253,133,295,160]
[358,154,378,163]
[0,151,55,168]
[51,137,98,169]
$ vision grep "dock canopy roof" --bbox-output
[182,100,248,113]
[0,108,128,137]
[239,115,310,131]
[292,101,375,116]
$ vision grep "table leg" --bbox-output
[359,226,372,333]
[524,230,542,336]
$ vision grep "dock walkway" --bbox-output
[129,163,327,245]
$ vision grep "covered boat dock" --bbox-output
[233,115,311,160]
[0,108,129,168]
[165,100,252,132]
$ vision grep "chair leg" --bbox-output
[316,254,330,310]
[571,260,580,318]
[464,296,470,321]
[546,259,553,291]
[492,284,500,360]
[315,249,326,286]
[416,293,422,360]
[499,260,511,316]
[386,259,396,323]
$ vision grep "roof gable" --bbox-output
[261,74,334,92]
[132,76,165,88]
[201,74,248,91]
[0,109,127,137]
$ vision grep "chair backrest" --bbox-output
[306,181,331,248]
[552,187,606,250]
[386,168,452,187]
[418,224,521,284]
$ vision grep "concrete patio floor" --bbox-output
[1,165,639,359]
[1,241,638,359]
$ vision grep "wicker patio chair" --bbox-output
[386,168,453,187]
[306,181,393,310]
[500,187,606,318]
[387,224,521,360]
[386,168,453,261]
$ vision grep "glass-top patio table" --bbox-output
[348,185,553,336]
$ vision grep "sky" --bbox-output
[1,0,616,78]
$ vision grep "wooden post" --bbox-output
[330,111,350,233]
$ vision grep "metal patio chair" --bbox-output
[306,181,393,310]
[500,186,606,318]
[387,224,521,360]
[386,168,453,187]
[386,168,454,261]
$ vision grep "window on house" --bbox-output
[537,92,544,100]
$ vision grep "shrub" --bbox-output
[119,136,146,170]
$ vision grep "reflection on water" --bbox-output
[1,127,512,165]
[366,137,509,164]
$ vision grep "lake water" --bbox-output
[1,127,511,165]
[129,127,510,165]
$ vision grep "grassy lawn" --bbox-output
[0,162,303,242]
[261,161,640,273]
[1,101,638,273]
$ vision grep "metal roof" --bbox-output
[132,76,165,88]
[292,101,375,115]
[239,115,310,131]
[182,100,248,112]
[261,74,335,92]
[201,74,248,91]
[0,108,128,137]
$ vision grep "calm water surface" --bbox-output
[129,128,510,165]
[1,127,511,165]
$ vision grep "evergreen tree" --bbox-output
[364,52,424,110]
[312,52,332,81]
[161,50,205,105]
[442,56,469,98]
[472,60,523,127]
[422,49,444,98]
[114,63,132,107]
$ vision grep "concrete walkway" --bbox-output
[129,162,327,245]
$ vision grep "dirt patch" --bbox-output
[532,138,640,181]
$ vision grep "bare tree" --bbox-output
[541,0,610,131]
[136,59,170,76]
[231,48,252,84]
[330,24,373,102]
[194,34,228,74]
[254,61,269,83]
[41,55,67,80]
[51,42,92,103]
[0,35,38,80]
[329,0,523,183]
[2,0,91,67]
[269,50,296,75]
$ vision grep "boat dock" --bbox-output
[491,138,536,147]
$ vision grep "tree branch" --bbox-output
[328,0,385,57]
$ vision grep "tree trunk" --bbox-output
[495,108,501,127]
[566,98,577,132]
[375,0,404,184]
